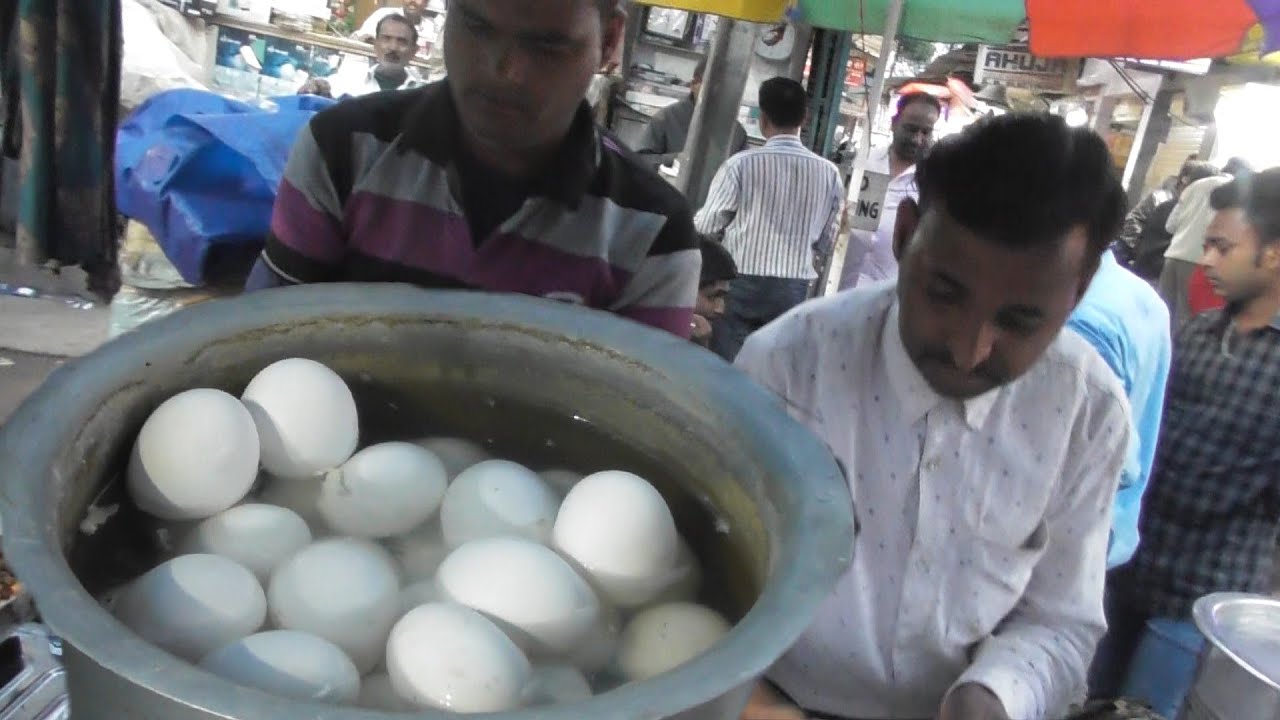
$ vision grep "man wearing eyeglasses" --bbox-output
[835,92,941,291]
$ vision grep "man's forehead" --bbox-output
[899,102,939,124]
[455,0,601,36]
[917,206,1089,289]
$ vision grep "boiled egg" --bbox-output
[386,602,531,713]
[318,442,448,538]
[436,537,599,656]
[268,538,400,673]
[615,602,730,682]
[241,358,359,479]
[115,554,265,662]
[538,468,584,497]
[398,579,440,617]
[256,474,326,536]
[199,630,360,704]
[179,504,312,584]
[565,601,621,675]
[553,471,678,607]
[439,460,559,547]
[384,518,450,582]
[126,388,259,521]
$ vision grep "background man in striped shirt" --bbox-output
[694,77,844,361]
[247,0,702,338]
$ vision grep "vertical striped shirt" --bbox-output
[694,134,843,280]
[258,81,702,337]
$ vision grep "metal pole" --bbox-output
[816,0,904,297]
[676,18,757,208]
[1123,75,1174,205]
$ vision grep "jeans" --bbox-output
[1090,585,1205,719]
[710,274,811,362]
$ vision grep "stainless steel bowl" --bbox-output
[0,284,855,719]
[1183,593,1280,720]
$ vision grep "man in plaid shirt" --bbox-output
[1091,167,1280,717]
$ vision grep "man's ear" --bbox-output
[1261,242,1280,272]
[893,198,921,262]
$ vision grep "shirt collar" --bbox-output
[883,299,999,430]
[765,133,804,147]
[399,80,600,208]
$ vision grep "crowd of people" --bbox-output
[250,1,1280,719]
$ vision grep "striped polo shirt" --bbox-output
[259,80,701,337]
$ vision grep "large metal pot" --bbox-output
[1182,593,1280,720]
[0,284,855,720]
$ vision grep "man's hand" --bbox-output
[937,683,1010,720]
[740,682,806,720]
[691,314,713,343]
[297,78,332,98]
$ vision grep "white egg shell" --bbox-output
[127,389,260,521]
[521,665,593,707]
[652,536,703,604]
[358,672,416,711]
[398,579,440,617]
[199,630,360,703]
[241,358,359,479]
[616,602,731,682]
[384,518,450,582]
[439,460,559,547]
[318,442,448,538]
[538,469,584,497]
[256,474,327,536]
[414,437,490,480]
[268,538,400,673]
[387,603,531,713]
[179,504,312,584]
[566,602,621,674]
[436,537,600,656]
[553,471,679,608]
[115,554,266,662]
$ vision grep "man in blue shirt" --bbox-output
[1067,250,1172,568]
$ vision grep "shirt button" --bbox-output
[924,459,940,472]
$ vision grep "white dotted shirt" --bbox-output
[736,283,1130,720]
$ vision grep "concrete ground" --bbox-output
[0,246,111,424]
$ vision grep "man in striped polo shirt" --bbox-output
[246,0,702,338]
[694,77,844,361]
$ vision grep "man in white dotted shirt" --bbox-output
[736,114,1132,720]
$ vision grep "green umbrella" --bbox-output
[797,0,1024,43]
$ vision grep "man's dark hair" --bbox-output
[698,236,738,287]
[1209,167,1280,247]
[914,112,1126,265]
[376,13,419,46]
[896,91,942,117]
[758,77,807,129]
[1180,161,1220,186]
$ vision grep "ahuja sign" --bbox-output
[975,45,1081,93]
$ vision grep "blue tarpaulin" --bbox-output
[115,89,335,285]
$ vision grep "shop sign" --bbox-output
[850,171,890,232]
[975,45,1081,93]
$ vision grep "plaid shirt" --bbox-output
[1116,309,1280,617]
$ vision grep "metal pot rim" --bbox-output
[1193,592,1280,691]
[0,284,855,719]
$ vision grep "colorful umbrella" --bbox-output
[790,0,1280,61]
[640,1,1280,61]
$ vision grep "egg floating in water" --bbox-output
[615,602,731,682]
[179,504,312,584]
[267,538,400,673]
[436,536,600,656]
[318,442,448,538]
[126,389,260,521]
[387,602,532,713]
[554,471,680,608]
[439,460,560,547]
[199,630,360,704]
[241,358,359,480]
[415,436,490,480]
[108,358,741,712]
[115,554,266,662]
